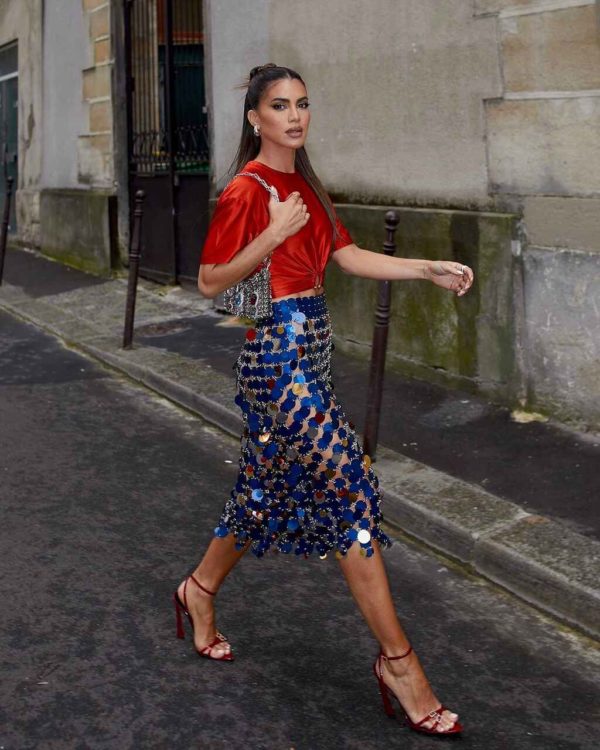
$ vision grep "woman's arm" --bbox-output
[198,191,309,298]
[331,243,474,297]
[198,224,282,298]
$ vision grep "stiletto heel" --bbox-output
[373,646,462,736]
[173,592,186,639]
[173,574,234,662]
[374,670,395,718]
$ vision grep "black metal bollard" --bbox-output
[122,189,146,349]
[0,175,15,286]
[362,210,400,460]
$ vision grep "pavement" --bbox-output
[1,245,599,641]
[2,310,599,749]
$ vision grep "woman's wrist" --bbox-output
[263,223,286,249]
[421,260,434,282]
[400,257,433,282]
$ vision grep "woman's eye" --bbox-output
[272,102,310,110]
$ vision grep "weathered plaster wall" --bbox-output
[39,0,117,274]
[0,0,43,246]
[203,0,270,192]
[39,187,116,274]
[1,0,117,270]
[42,0,88,188]
[522,247,600,423]
[268,0,502,208]
[111,0,130,263]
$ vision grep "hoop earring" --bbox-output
[253,124,261,137]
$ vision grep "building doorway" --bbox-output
[0,41,18,233]
[124,0,209,285]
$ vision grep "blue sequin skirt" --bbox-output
[213,293,393,559]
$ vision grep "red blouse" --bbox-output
[200,160,353,298]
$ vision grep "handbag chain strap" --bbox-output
[235,171,280,202]
[234,171,280,269]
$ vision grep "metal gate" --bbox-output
[124,0,209,285]
[0,42,18,233]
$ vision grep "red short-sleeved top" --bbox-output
[200,159,353,298]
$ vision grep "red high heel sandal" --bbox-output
[173,574,234,661]
[373,646,462,736]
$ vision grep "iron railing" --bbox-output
[125,0,208,176]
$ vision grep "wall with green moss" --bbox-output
[326,203,521,403]
[39,189,117,276]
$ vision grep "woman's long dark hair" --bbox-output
[229,63,340,243]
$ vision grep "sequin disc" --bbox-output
[357,528,371,544]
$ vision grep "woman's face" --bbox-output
[249,77,310,150]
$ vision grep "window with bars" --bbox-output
[127,0,208,175]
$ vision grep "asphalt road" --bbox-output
[1,309,598,750]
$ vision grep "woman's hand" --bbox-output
[268,191,310,244]
[427,260,474,297]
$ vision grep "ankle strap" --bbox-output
[189,574,216,596]
[182,574,217,611]
[380,645,413,661]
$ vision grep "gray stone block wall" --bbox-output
[39,188,117,276]
[326,203,599,430]
[522,247,600,427]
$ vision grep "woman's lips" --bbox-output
[286,128,303,138]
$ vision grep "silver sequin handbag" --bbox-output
[222,172,280,321]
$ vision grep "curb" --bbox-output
[79,341,243,440]
[376,447,600,639]
[1,293,598,641]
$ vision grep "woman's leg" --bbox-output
[177,534,251,657]
[192,534,251,591]
[338,540,459,732]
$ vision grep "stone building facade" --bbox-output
[0,0,121,270]
[205,0,600,430]
[1,0,599,429]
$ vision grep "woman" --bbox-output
[174,64,473,737]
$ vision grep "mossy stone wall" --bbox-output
[39,189,117,276]
[326,204,520,402]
